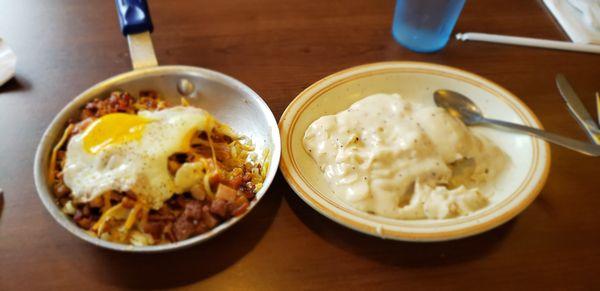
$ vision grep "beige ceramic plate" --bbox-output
[279,62,551,241]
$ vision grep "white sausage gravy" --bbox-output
[303,93,507,219]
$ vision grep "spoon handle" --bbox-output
[482,118,600,156]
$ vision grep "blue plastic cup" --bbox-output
[392,0,466,53]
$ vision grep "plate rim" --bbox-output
[278,61,551,241]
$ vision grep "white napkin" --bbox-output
[544,0,600,44]
[0,38,17,87]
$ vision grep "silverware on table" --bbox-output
[434,89,600,156]
[556,74,600,144]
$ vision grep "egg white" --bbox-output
[62,106,215,209]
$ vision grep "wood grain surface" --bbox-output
[1,0,599,289]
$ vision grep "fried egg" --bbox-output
[62,106,217,209]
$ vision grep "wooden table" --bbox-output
[1,0,599,289]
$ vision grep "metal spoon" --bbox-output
[434,89,600,156]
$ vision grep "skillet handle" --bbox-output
[115,0,158,69]
[115,0,154,35]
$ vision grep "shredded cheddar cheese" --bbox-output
[48,124,74,182]
[140,206,149,228]
[122,203,142,232]
[180,97,190,107]
[92,203,124,234]
[203,171,215,199]
[102,192,112,213]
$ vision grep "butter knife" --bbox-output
[555,74,600,144]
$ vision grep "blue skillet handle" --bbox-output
[115,0,154,35]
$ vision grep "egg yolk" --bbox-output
[82,113,150,154]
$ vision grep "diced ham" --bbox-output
[215,184,237,202]
[210,199,228,218]
[148,212,175,222]
[88,196,104,208]
[231,202,249,217]
[173,201,206,241]
[73,209,93,229]
[142,221,165,239]
[173,218,195,241]
[225,175,243,190]
[190,184,206,201]
[228,196,250,217]
[183,201,203,220]
[202,205,219,228]
[53,182,70,198]
[73,118,94,134]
